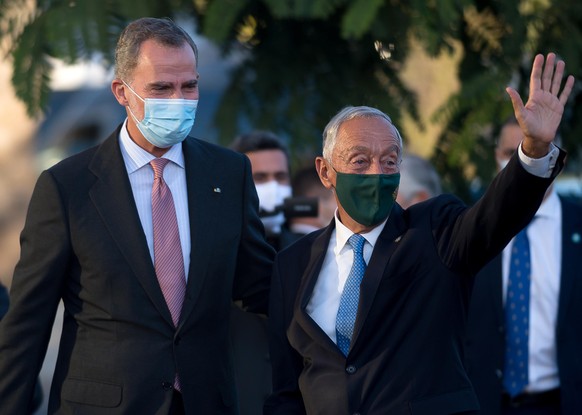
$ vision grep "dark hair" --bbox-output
[230,130,290,162]
[292,167,323,197]
[114,17,198,81]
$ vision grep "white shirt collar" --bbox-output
[333,212,387,254]
[118,118,185,173]
[536,187,560,221]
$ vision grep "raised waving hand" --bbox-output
[506,52,575,158]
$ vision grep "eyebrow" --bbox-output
[146,78,199,89]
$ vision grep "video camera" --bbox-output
[259,197,318,219]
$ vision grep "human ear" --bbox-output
[316,157,334,190]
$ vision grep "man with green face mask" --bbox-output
[265,52,575,415]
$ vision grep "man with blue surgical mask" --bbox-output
[0,17,275,415]
[265,52,575,414]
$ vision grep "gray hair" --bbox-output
[398,154,442,200]
[322,106,404,162]
[114,17,199,82]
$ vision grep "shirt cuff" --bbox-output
[518,142,559,178]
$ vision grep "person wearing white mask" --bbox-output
[230,130,295,251]
[465,116,582,414]
[228,130,296,415]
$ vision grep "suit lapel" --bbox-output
[351,205,407,349]
[88,130,174,326]
[176,138,216,328]
[557,198,582,333]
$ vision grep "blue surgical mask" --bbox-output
[123,81,198,148]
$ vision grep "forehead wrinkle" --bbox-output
[341,143,400,157]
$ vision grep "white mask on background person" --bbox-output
[124,81,198,148]
[497,158,510,171]
[255,181,292,234]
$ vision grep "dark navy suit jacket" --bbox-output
[0,125,275,414]
[465,195,582,414]
[265,151,565,415]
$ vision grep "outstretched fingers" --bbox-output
[541,52,556,91]
[559,75,575,107]
[529,53,544,94]
[550,60,565,95]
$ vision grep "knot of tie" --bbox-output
[150,157,171,179]
[348,233,366,257]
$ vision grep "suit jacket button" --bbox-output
[346,365,357,374]
[495,369,503,379]
[174,336,181,345]
[162,381,173,390]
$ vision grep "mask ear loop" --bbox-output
[122,81,146,125]
[122,81,146,103]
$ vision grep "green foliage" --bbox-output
[1,0,581,200]
[341,0,384,39]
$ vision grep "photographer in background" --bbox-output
[288,166,336,240]
[229,130,295,414]
[230,130,296,251]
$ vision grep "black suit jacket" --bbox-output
[264,152,565,415]
[0,125,275,414]
[465,195,582,414]
[0,284,8,318]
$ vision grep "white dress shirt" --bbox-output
[118,119,191,280]
[307,142,559,348]
[502,189,561,392]
[306,215,386,344]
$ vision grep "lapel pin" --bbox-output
[572,232,581,244]
[213,187,222,193]
[394,235,402,243]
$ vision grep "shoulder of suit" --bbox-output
[404,193,466,219]
[184,136,247,163]
[276,226,327,257]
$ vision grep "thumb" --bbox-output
[506,86,525,118]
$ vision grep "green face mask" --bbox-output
[334,170,400,227]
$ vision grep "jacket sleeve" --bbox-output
[232,155,276,314]
[0,170,68,413]
[263,256,306,414]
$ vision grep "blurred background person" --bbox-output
[465,116,582,414]
[230,130,295,251]
[396,153,443,208]
[288,165,336,240]
[229,130,295,414]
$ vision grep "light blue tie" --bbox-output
[503,227,531,397]
[336,234,367,356]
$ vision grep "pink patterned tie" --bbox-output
[151,158,186,392]
[150,158,186,327]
